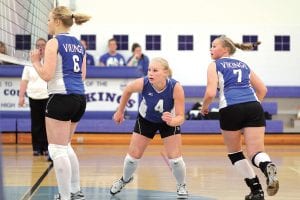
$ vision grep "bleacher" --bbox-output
[1,66,299,135]
[0,99,283,134]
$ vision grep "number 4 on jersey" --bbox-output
[154,99,164,113]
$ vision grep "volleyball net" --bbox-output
[0,0,55,66]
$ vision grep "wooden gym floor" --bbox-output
[1,141,300,200]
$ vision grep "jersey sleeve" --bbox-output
[21,66,31,81]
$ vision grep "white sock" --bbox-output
[253,152,271,167]
[234,159,256,179]
[48,144,71,200]
[123,154,139,182]
[169,156,186,185]
[67,143,81,193]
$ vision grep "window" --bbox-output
[210,35,221,46]
[146,35,161,50]
[274,35,290,51]
[243,35,258,50]
[113,35,128,50]
[15,34,31,50]
[81,34,96,50]
[178,35,193,51]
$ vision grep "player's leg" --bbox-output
[220,104,264,199]
[163,133,188,199]
[222,129,264,200]
[244,127,279,196]
[110,116,154,195]
[67,122,85,200]
[110,133,151,195]
[47,117,72,200]
[47,94,86,200]
[68,95,86,200]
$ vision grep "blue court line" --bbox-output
[4,186,29,200]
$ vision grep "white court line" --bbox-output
[289,167,300,175]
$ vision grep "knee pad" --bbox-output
[125,154,139,165]
[169,156,185,168]
[67,143,75,154]
[228,151,245,165]
[48,144,68,160]
[251,151,271,168]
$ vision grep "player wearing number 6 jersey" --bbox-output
[201,35,279,200]
[30,6,90,200]
[110,57,188,199]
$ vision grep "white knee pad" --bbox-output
[169,156,184,167]
[169,156,186,184]
[124,154,139,165]
[48,144,68,160]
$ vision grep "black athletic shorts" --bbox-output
[133,114,181,139]
[45,94,86,122]
[219,101,266,131]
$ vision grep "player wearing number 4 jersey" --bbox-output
[30,6,91,200]
[110,57,188,199]
[201,35,279,200]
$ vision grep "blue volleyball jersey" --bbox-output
[216,57,258,109]
[48,33,85,95]
[139,77,177,123]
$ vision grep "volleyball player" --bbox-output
[30,6,90,200]
[110,57,188,199]
[201,35,279,200]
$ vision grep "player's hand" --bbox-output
[200,106,209,115]
[161,112,172,125]
[30,49,41,64]
[113,110,124,124]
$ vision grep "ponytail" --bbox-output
[234,41,261,51]
[218,35,261,55]
[52,6,91,27]
[72,13,91,25]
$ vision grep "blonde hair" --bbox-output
[217,35,261,55]
[51,6,91,27]
[151,57,172,78]
[36,37,47,44]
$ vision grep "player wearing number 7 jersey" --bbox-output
[110,57,188,199]
[30,6,90,200]
[201,35,279,200]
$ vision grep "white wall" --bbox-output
[66,0,300,86]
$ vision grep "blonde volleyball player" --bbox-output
[110,58,188,199]
[201,35,279,200]
[30,6,90,200]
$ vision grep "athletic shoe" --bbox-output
[110,177,133,195]
[33,150,42,156]
[71,190,85,200]
[43,150,49,156]
[54,194,61,200]
[265,163,279,196]
[245,190,264,200]
[177,183,188,199]
[244,176,264,200]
